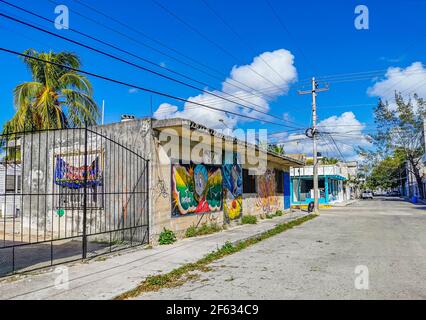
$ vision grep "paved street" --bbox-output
[138,198,426,300]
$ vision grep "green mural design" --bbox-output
[172,164,223,216]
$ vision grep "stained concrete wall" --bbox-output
[16,118,297,246]
[148,126,290,243]
[19,119,152,243]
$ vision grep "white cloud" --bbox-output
[368,62,426,107]
[153,49,298,129]
[281,112,371,161]
[128,88,139,94]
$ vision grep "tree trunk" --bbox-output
[409,158,424,199]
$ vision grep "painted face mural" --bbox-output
[256,169,278,214]
[172,164,223,216]
[223,164,243,222]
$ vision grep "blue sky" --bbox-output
[0,0,425,158]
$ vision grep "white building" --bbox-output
[0,163,22,218]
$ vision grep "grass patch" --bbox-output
[241,215,258,224]
[115,214,317,300]
[266,210,285,219]
[185,223,222,238]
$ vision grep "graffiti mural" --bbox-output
[54,151,104,209]
[54,155,103,189]
[256,169,278,213]
[171,164,223,217]
[223,164,243,222]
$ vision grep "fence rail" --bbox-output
[0,127,149,277]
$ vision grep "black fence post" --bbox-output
[82,126,88,259]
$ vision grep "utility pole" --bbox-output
[298,77,329,213]
[101,100,105,125]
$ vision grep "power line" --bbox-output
[322,133,347,163]
[200,0,288,84]
[150,0,284,95]
[264,0,317,77]
[1,0,285,115]
[0,47,301,130]
[58,0,282,101]
[0,11,303,127]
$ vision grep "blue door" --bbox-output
[283,172,291,209]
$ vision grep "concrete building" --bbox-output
[290,164,347,206]
[2,117,305,247]
[0,163,21,219]
[289,160,360,206]
[149,118,304,240]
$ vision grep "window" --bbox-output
[243,169,256,193]
[57,185,103,209]
[275,170,284,193]
[5,175,21,193]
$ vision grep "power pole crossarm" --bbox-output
[298,77,329,213]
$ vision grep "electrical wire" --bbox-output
[150,0,284,95]
[0,47,302,130]
[1,0,286,115]
[200,0,288,84]
[0,11,305,127]
[55,0,283,101]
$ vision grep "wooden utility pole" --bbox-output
[298,77,328,213]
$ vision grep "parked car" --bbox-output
[362,191,374,199]
[387,190,401,197]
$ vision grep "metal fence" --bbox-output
[0,127,149,277]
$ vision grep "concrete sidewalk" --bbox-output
[0,211,308,300]
[332,199,359,207]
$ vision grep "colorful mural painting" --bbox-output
[54,154,103,189]
[172,164,223,217]
[256,169,278,213]
[223,164,243,222]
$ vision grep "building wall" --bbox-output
[0,164,22,218]
[14,119,295,245]
[18,120,152,243]
[148,127,290,243]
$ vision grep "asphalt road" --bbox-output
[138,197,426,300]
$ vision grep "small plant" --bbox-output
[185,223,222,238]
[275,210,283,217]
[158,228,176,245]
[266,214,274,219]
[220,241,236,254]
[241,215,257,225]
[185,226,197,238]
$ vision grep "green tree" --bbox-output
[372,93,426,196]
[321,157,339,165]
[268,144,284,155]
[3,49,99,133]
[366,149,405,190]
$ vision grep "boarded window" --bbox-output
[275,170,284,193]
[57,185,104,209]
[243,169,256,193]
[5,175,21,193]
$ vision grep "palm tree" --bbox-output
[3,49,99,133]
[268,144,285,155]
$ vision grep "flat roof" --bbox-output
[152,117,305,167]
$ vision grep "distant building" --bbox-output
[290,163,350,206]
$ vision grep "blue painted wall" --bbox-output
[283,172,291,209]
